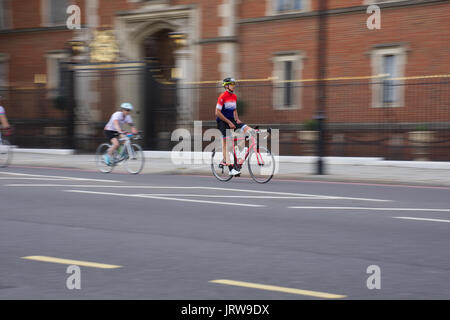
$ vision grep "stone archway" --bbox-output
[114,6,197,148]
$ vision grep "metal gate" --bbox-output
[64,60,178,152]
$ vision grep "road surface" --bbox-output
[1,166,450,300]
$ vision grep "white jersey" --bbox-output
[0,106,5,115]
[104,111,133,131]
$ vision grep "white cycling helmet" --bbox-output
[120,102,133,111]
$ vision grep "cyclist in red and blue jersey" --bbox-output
[215,77,253,176]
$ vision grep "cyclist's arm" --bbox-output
[126,115,137,134]
[233,109,242,124]
[215,108,234,126]
[0,114,10,129]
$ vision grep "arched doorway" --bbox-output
[142,29,178,150]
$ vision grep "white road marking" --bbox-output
[132,194,341,199]
[5,184,391,202]
[288,206,450,212]
[393,217,450,223]
[0,172,120,183]
[0,178,77,181]
[64,190,265,207]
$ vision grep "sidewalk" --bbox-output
[7,148,450,187]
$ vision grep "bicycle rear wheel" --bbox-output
[124,143,145,174]
[248,146,275,183]
[211,149,234,182]
[95,143,114,173]
[0,139,12,168]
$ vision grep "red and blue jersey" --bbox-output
[216,91,237,122]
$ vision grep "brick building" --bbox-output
[0,0,449,157]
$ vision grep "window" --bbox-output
[0,62,6,88]
[382,55,396,103]
[371,46,407,107]
[42,0,69,26]
[269,0,310,15]
[277,0,302,12]
[272,53,303,109]
[0,0,11,30]
[0,54,9,88]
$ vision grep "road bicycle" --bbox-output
[96,132,145,174]
[0,129,12,168]
[211,127,276,183]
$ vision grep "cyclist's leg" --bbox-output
[104,131,118,152]
[108,137,119,156]
[240,123,253,135]
[218,121,231,165]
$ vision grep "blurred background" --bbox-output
[0,0,449,160]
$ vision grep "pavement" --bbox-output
[7,148,450,187]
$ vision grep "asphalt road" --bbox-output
[1,166,450,300]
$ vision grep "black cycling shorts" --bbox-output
[217,119,246,138]
[104,130,119,140]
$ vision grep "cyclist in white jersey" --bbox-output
[103,102,138,165]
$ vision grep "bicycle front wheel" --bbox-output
[0,139,12,168]
[248,146,275,184]
[95,143,114,173]
[124,143,145,174]
[211,149,234,182]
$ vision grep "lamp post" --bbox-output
[315,0,328,175]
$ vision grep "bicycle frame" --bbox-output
[115,134,140,162]
[228,130,267,167]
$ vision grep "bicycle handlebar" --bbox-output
[119,131,143,141]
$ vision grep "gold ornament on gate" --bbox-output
[90,30,119,63]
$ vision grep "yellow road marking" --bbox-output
[22,256,122,269]
[210,279,346,299]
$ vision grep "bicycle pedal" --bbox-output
[235,174,241,177]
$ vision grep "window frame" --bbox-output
[370,46,407,108]
[271,52,303,110]
[0,53,9,88]
[0,0,11,30]
[266,0,311,16]
[41,0,71,27]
